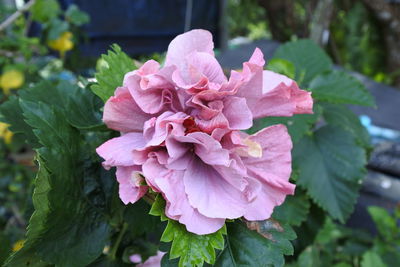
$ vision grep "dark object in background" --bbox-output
[60,0,220,56]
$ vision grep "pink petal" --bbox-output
[103,87,152,132]
[116,166,147,204]
[184,157,248,219]
[142,158,225,234]
[223,96,253,130]
[236,48,313,119]
[96,133,146,169]
[136,251,166,267]
[165,29,214,70]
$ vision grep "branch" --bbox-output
[0,0,36,32]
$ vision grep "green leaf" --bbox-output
[65,4,90,26]
[0,95,39,147]
[322,103,371,149]
[0,233,11,266]
[367,206,397,241]
[161,220,226,267]
[215,221,296,267]
[297,246,321,267]
[273,39,332,86]
[124,200,160,237]
[249,105,321,144]
[91,45,136,102]
[149,194,168,221]
[273,189,311,226]
[31,0,60,23]
[293,125,367,222]
[266,58,295,79]
[309,71,375,107]
[361,251,387,267]
[7,93,110,266]
[46,19,69,41]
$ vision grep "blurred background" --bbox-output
[0,0,399,266]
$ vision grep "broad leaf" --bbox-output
[91,45,136,102]
[249,105,321,144]
[273,189,311,226]
[161,220,226,267]
[7,86,111,266]
[215,221,296,267]
[367,206,397,241]
[309,71,375,107]
[273,39,332,86]
[31,0,60,23]
[293,125,367,222]
[266,58,295,79]
[322,103,371,149]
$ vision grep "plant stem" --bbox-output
[109,222,128,261]
[0,0,36,32]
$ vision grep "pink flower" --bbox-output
[130,251,165,267]
[96,29,313,235]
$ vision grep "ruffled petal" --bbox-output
[96,133,146,169]
[165,29,214,70]
[103,87,151,132]
[184,157,248,219]
[116,166,147,204]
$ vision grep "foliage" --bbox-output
[0,9,385,265]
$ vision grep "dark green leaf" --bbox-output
[65,4,90,26]
[124,200,160,237]
[367,206,397,241]
[322,103,371,149]
[309,71,375,107]
[249,105,321,144]
[91,45,136,102]
[0,95,39,147]
[215,221,296,267]
[46,19,69,41]
[293,125,367,222]
[273,39,332,86]
[273,189,311,226]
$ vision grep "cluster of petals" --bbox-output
[97,29,313,235]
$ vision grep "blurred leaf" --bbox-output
[293,125,366,222]
[297,246,320,267]
[161,221,226,267]
[361,251,387,267]
[367,206,397,241]
[215,221,296,267]
[322,103,371,149]
[273,189,310,226]
[309,71,375,107]
[91,44,136,102]
[65,4,90,26]
[0,233,11,266]
[124,200,160,237]
[46,19,69,41]
[31,0,60,23]
[266,58,295,79]
[273,39,332,86]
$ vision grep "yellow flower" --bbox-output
[0,122,13,144]
[12,239,25,252]
[48,32,74,57]
[0,70,25,95]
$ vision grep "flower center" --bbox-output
[183,117,201,134]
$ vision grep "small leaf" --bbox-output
[31,0,60,23]
[273,39,332,86]
[367,206,397,241]
[65,4,90,26]
[293,125,367,222]
[161,220,226,267]
[91,44,136,102]
[149,194,168,221]
[361,251,387,267]
[309,71,375,107]
[215,221,296,267]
